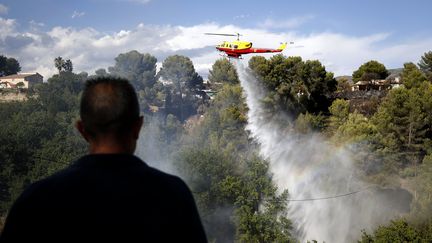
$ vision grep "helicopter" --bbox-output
[205,32,292,58]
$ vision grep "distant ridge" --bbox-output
[387,68,403,76]
[335,75,353,84]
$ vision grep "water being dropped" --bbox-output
[234,60,411,242]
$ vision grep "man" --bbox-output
[0,77,207,242]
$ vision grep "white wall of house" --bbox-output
[0,73,43,89]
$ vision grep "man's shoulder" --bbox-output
[141,164,190,193]
[22,154,190,198]
[16,162,81,202]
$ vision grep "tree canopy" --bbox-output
[352,60,389,82]
[249,55,337,117]
[0,55,21,76]
[107,51,161,112]
[359,219,432,242]
[54,57,73,73]
[208,58,239,88]
[401,62,427,89]
[418,51,432,81]
[108,50,157,90]
[159,55,203,91]
[158,55,204,121]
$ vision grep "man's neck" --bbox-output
[89,140,135,154]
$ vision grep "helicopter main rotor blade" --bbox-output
[204,33,238,36]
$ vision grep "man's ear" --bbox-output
[76,120,90,142]
[132,116,144,140]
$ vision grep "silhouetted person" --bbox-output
[0,77,207,242]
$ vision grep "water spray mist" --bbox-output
[234,60,411,242]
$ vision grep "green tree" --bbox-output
[249,55,336,117]
[54,57,73,74]
[176,148,293,242]
[158,55,203,121]
[419,82,432,150]
[411,154,432,222]
[372,63,431,160]
[0,109,86,212]
[334,112,377,144]
[359,219,422,242]
[192,84,248,152]
[328,99,350,132]
[208,59,239,89]
[164,114,183,143]
[401,62,427,89]
[374,88,420,151]
[352,60,389,82]
[418,51,432,81]
[372,86,429,171]
[336,77,351,92]
[0,55,21,76]
[108,50,159,112]
[234,156,293,243]
[108,50,157,90]
[176,148,238,241]
[294,112,326,134]
[0,69,87,213]
[33,71,84,114]
[54,56,64,73]
[62,59,73,73]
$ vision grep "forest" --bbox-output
[1,50,432,242]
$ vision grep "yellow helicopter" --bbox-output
[205,32,292,58]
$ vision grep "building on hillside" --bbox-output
[202,89,217,100]
[386,73,403,89]
[352,80,369,91]
[351,79,391,91]
[0,73,43,89]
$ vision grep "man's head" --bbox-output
[76,77,143,154]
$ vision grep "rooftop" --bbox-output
[0,73,42,79]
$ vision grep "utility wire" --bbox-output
[32,156,377,202]
[286,186,375,202]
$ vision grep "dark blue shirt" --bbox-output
[0,154,207,242]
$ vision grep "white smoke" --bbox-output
[136,115,178,175]
[235,61,411,242]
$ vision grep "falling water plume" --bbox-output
[234,60,412,242]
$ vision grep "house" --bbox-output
[386,73,403,89]
[0,73,43,89]
[351,80,371,91]
[351,79,391,91]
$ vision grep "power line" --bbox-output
[286,186,374,202]
[32,156,377,202]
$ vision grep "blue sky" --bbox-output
[1,0,432,78]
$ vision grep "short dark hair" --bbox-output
[80,77,140,139]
